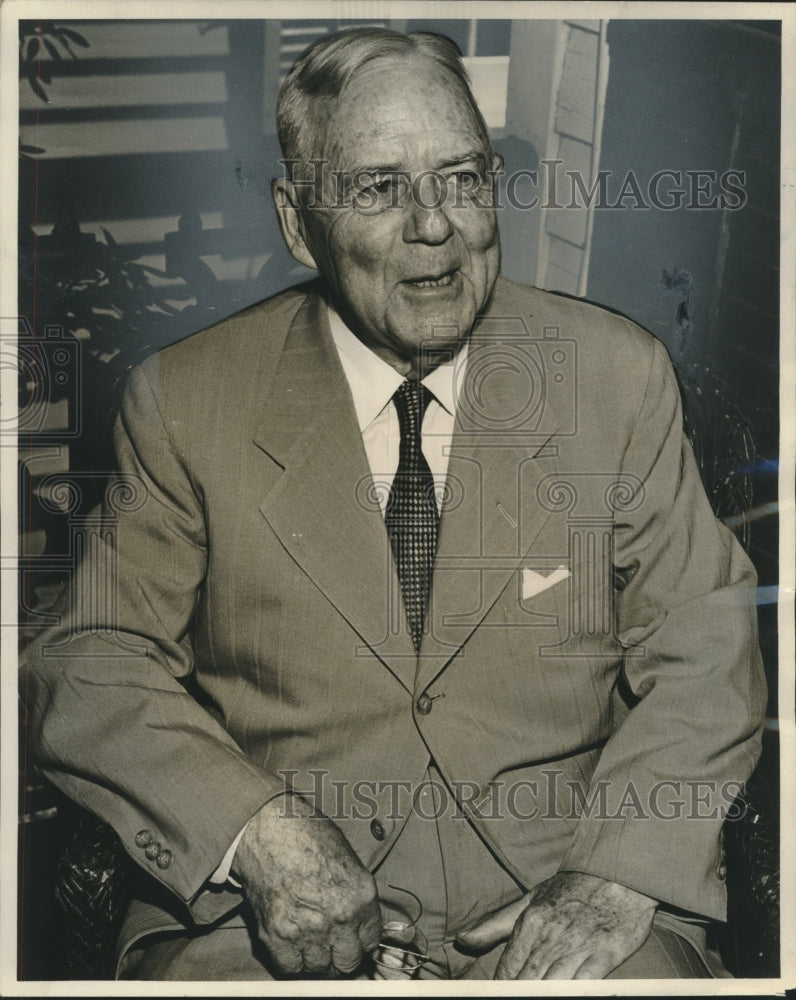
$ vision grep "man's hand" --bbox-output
[232,795,382,976]
[455,871,657,980]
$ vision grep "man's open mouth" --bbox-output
[404,270,456,289]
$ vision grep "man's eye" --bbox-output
[351,174,408,214]
[450,170,483,187]
[356,175,400,197]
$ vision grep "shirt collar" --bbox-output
[327,304,467,432]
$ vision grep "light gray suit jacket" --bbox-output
[24,276,766,957]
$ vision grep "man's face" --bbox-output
[287,56,502,375]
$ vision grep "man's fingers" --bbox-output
[493,908,548,980]
[261,933,304,975]
[455,895,531,951]
[330,929,367,975]
[573,951,623,980]
[542,950,595,980]
[300,940,333,974]
[494,943,528,980]
[357,902,383,954]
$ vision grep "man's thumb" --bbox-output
[455,896,530,952]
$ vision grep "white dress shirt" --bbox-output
[327,304,468,512]
[211,302,469,884]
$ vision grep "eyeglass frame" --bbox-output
[371,884,431,974]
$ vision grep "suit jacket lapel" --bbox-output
[253,292,417,691]
[416,291,563,691]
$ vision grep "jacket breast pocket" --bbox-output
[504,562,572,631]
[502,552,621,660]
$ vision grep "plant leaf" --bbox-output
[25,36,40,61]
[43,38,62,60]
[101,228,119,253]
[57,26,90,47]
[27,73,50,103]
[53,29,77,59]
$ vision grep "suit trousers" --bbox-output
[119,768,730,981]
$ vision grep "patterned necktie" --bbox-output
[385,379,439,652]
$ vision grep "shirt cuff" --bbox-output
[208,823,248,887]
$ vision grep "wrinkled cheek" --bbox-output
[474,215,501,258]
[466,225,501,300]
[485,231,503,285]
[458,207,500,257]
[328,211,397,264]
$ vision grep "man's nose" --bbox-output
[402,174,454,245]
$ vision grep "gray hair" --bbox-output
[276,26,492,176]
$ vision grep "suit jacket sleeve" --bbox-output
[560,337,767,920]
[22,360,284,925]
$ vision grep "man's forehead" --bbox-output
[317,55,487,171]
[328,125,486,174]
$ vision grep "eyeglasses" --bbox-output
[371,885,430,980]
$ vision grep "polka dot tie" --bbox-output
[385,379,439,652]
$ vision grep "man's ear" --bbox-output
[272,177,319,270]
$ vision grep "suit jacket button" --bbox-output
[416,694,433,715]
[135,830,152,848]
[145,841,162,860]
[157,849,173,870]
[370,818,386,841]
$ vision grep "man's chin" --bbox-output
[387,293,479,356]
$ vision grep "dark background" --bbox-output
[16,16,781,980]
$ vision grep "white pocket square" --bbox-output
[522,565,571,601]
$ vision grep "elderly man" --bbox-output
[25,27,765,981]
